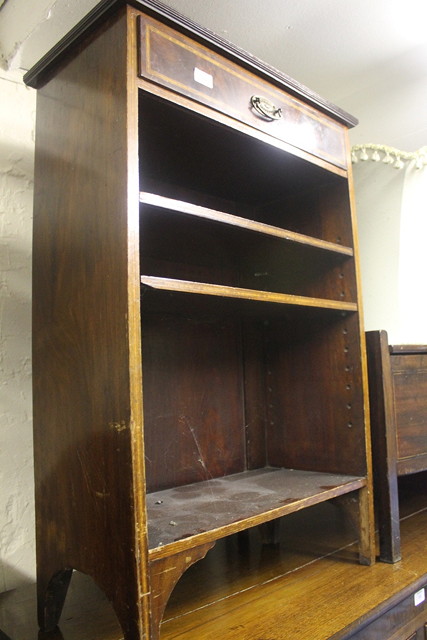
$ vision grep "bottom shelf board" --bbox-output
[147,467,365,554]
[161,508,427,640]
[2,504,427,640]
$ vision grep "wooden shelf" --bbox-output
[140,275,358,312]
[147,467,366,558]
[160,509,427,640]
[2,503,427,640]
[139,191,354,257]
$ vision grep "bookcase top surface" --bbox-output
[23,0,358,128]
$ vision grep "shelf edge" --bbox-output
[140,275,358,313]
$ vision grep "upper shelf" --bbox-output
[139,192,354,257]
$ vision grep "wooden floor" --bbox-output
[1,474,426,640]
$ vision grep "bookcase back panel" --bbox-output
[141,311,247,492]
[261,182,354,252]
[264,313,367,476]
[141,298,366,493]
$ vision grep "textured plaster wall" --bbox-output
[0,67,36,591]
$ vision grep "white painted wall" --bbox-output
[354,162,405,338]
[354,158,427,344]
[345,42,427,151]
[0,68,36,590]
[397,167,427,341]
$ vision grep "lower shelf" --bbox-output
[147,467,365,556]
[161,508,427,640]
[2,502,427,640]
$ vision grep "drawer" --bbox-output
[344,585,427,640]
[138,15,348,170]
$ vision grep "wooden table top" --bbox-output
[1,480,426,640]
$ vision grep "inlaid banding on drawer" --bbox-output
[138,15,347,170]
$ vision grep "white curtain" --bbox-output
[353,146,427,344]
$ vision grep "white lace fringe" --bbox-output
[351,144,427,169]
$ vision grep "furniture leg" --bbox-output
[37,569,73,632]
[335,487,375,565]
[366,330,401,563]
[149,542,215,640]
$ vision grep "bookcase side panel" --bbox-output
[32,10,148,637]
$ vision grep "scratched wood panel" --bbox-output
[141,310,246,492]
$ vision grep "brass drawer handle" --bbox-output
[250,95,282,121]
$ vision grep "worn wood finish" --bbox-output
[160,508,427,640]
[141,310,245,492]
[28,1,375,637]
[139,203,356,303]
[366,330,427,563]
[39,569,73,632]
[392,353,427,464]
[345,150,376,561]
[334,487,374,566]
[397,454,427,476]
[1,501,427,640]
[31,7,148,638]
[264,313,366,476]
[146,469,365,555]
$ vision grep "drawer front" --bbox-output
[138,15,348,170]
[346,584,427,639]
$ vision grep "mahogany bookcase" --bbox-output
[26,1,375,638]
